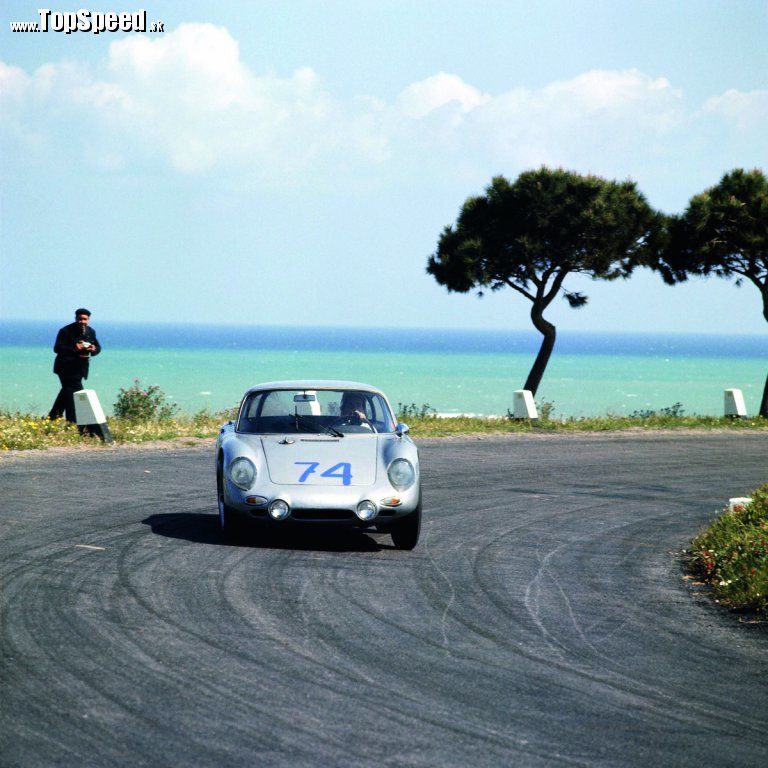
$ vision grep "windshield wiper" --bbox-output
[293,411,344,438]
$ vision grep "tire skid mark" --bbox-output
[421,513,468,657]
[4,439,768,767]
[161,544,450,760]
[469,497,768,737]
[413,499,555,648]
[401,492,768,740]
[426,501,597,653]
[250,546,588,764]
[1,532,179,764]
[200,529,578,763]
[93,535,361,760]
[286,537,618,758]
[207,545,559,764]
[5,516,306,760]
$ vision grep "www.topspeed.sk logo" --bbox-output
[10,9,164,34]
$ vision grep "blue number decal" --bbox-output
[321,462,353,486]
[295,461,320,482]
[295,461,353,485]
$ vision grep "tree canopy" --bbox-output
[428,168,659,395]
[658,168,768,321]
[655,167,768,416]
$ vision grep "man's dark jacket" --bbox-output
[53,322,101,379]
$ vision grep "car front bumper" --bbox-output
[224,479,420,526]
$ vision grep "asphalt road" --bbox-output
[1,433,767,768]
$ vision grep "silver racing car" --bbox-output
[215,380,421,549]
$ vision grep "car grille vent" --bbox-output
[292,509,357,521]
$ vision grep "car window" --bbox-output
[255,391,289,417]
[315,390,341,416]
[237,389,396,434]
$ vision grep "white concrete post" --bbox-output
[724,388,747,418]
[513,390,538,419]
[74,389,113,443]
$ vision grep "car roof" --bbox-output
[243,380,386,397]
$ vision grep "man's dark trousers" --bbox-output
[49,319,100,423]
[49,372,83,423]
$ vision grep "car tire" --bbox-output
[216,463,244,540]
[390,503,421,550]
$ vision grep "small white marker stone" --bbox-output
[724,388,747,417]
[513,390,538,419]
[74,389,114,442]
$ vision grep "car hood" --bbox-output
[260,435,378,486]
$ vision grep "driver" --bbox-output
[340,392,372,428]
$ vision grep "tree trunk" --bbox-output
[524,303,556,396]
[760,289,767,418]
[762,285,768,324]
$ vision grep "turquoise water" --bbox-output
[1,341,765,418]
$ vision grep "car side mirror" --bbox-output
[395,422,409,436]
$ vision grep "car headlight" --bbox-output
[268,499,290,520]
[228,457,257,490]
[387,458,415,491]
[356,500,378,521]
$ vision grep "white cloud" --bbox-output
[366,68,689,185]
[461,68,685,173]
[703,88,768,131]
[92,24,355,174]
[1,23,380,177]
[543,69,679,114]
[0,61,30,105]
[0,25,764,191]
[396,72,490,120]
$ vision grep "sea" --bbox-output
[0,321,765,418]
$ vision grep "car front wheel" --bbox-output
[217,462,244,539]
[390,503,421,550]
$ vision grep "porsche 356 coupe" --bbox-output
[216,381,421,549]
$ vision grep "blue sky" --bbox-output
[1,0,766,333]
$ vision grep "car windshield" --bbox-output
[237,388,396,435]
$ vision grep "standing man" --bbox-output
[49,308,102,422]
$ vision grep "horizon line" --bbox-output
[0,318,765,340]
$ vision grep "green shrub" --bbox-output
[113,379,179,422]
[190,406,237,428]
[689,484,768,615]
[629,402,685,419]
[396,402,437,420]
[536,399,556,421]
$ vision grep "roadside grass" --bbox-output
[396,400,768,437]
[687,485,768,617]
[1,407,766,450]
[401,413,768,437]
[0,409,235,451]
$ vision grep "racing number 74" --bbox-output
[295,461,353,486]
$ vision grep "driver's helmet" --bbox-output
[340,391,366,415]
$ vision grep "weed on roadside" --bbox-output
[688,484,768,616]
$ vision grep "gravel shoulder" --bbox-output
[2,427,765,464]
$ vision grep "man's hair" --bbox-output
[341,392,365,408]
[75,308,91,317]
